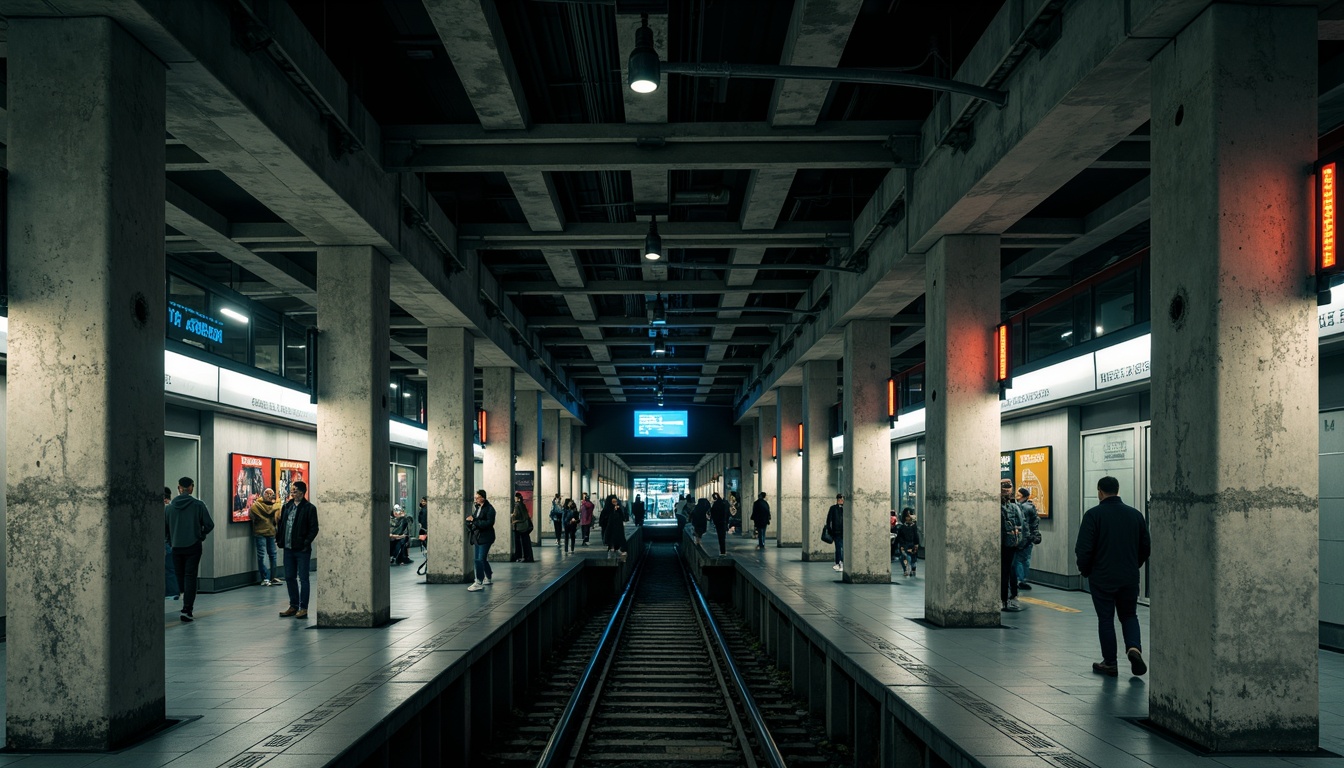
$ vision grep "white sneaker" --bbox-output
[482,577,493,586]
[261,579,271,586]
[832,563,843,571]
[467,581,484,592]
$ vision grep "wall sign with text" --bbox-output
[1013,446,1052,519]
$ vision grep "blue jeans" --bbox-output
[834,537,844,564]
[284,549,311,610]
[756,526,766,547]
[474,543,494,582]
[255,535,278,581]
[1090,582,1141,666]
[898,548,917,573]
[1013,543,1034,583]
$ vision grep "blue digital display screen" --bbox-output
[634,410,688,438]
[167,301,224,344]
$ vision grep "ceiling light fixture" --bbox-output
[651,294,668,325]
[220,307,250,324]
[652,336,667,356]
[628,13,659,94]
[643,215,662,261]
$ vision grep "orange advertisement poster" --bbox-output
[1013,446,1051,519]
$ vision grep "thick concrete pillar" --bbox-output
[842,322,890,584]
[427,328,474,584]
[481,368,516,512]
[802,361,836,562]
[571,425,582,502]
[924,235,1000,626]
[776,388,803,547]
[516,391,542,543]
[757,408,778,532]
[542,409,561,503]
[5,16,166,750]
[317,246,391,627]
[739,418,757,514]
[559,419,574,501]
[1149,4,1317,751]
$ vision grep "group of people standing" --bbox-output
[679,492,734,556]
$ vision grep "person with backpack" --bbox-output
[562,498,580,553]
[549,493,564,548]
[1014,487,1042,591]
[1000,479,1027,612]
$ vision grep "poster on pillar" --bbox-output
[274,459,311,507]
[1012,446,1051,519]
[515,471,534,519]
[1000,452,1014,481]
[229,453,273,523]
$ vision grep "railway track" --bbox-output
[479,544,816,768]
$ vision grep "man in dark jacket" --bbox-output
[1076,475,1151,677]
[277,480,319,618]
[166,477,215,622]
[710,492,731,555]
[1014,487,1041,591]
[825,493,844,571]
[691,498,710,545]
[1000,479,1027,612]
[750,492,771,549]
[632,494,646,527]
[467,490,496,590]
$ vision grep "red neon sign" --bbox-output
[887,377,896,418]
[1324,162,1338,271]
[797,422,804,455]
[995,324,1010,383]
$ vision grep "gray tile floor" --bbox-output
[0,529,1338,768]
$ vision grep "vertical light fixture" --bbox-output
[771,435,778,462]
[1320,160,1340,302]
[994,323,1012,395]
[477,409,488,447]
[887,376,897,425]
[627,13,660,94]
[643,216,663,261]
[797,422,804,456]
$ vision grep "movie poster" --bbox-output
[514,470,534,518]
[230,453,272,523]
[275,459,311,504]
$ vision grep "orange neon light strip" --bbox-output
[478,410,488,443]
[887,377,896,418]
[771,435,778,459]
[797,422,804,452]
[1324,163,1338,271]
[995,324,1010,382]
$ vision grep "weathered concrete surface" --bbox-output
[923,236,1000,627]
[424,0,528,129]
[570,425,583,503]
[739,417,757,524]
[482,368,516,512]
[427,328,474,584]
[841,321,890,584]
[559,419,574,502]
[1149,4,1319,752]
[757,408,778,540]
[316,246,391,628]
[542,409,561,506]
[4,16,166,750]
[802,361,836,561]
[517,391,542,543]
[775,387,804,548]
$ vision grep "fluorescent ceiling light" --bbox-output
[220,307,249,324]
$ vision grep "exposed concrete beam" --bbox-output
[542,248,587,289]
[422,0,529,130]
[382,120,916,144]
[535,336,774,348]
[383,141,901,172]
[503,280,811,295]
[461,220,851,250]
[530,316,791,329]
[504,172,566,232]
[562,358,755,368]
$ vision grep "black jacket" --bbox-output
[825,503,844,538]
[277,498,319,552]
[894,521,920,549]
[750,499,771,528]
[471,500,497,547]
[1075,495,1150,591]
[710,498,730,528]
[691,499,710,532]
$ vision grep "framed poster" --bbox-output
[1013,446,1052,519]
[1000,451,1014,481]
[514,470,534,517]
[275,459,311,504]
[898,458,918,515]
[229,453,272,523]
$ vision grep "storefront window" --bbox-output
[166,275,221,353]
[209,295,251,365]
[1026,294,1091,362]
[253,314,281,375]
[283,321,308,386]
[1093,269,1137,340]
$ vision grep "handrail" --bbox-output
[534,549,646,768]
[682,548,788,768]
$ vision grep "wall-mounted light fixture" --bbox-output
[797,422,804,456]
[887,376,897,426]
[477,409,488,447]
[1320,159,1341,302]
[994,323,1012,396]
[771,435,778,462]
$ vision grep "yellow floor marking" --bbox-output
[1017,596,1082,613]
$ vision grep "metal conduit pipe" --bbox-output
[660,62,1009,108]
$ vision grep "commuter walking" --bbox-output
[1076,475,1151,677]
[1000,479,1027,612]
[894,508,920,577]
[750,492,771,549]
[632,494,646,527]
[579,492,595,545]
[163,487,177,600]
[691,497,710,546]
[467,490,496,591]
[562,499,579,553]
[511,492,535,563]
[1014,487,1041,590]
[549,493,564,548]
[251,488,282,584]
[277,480,319,618]
[166,477,215,622]
[825,493,844,571]
[599,495,627,559]
[710,492,731,556]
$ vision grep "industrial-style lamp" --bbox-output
[994,323,1012,397]
[797,422,804,457]
[887,376,897,426]
[652,334,667,357]
[477,409,488,447]
[628,14,660,94]
[643,216,662,261]
[650,294,668,325]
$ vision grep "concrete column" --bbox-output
[571,425,582,502]
[317,245,391,627]
[542,409,561,504]
[841,322,890,584]
[5,16,166,749]
[775,388,803,547]
[757,408,778,537]
[802,361,836,562]
[1150,4,1317,751]
[516,391,542,543]
[739,420,757,514]
[481,368,516,514]
[427,328,474,584]
[923,235,1000,626]
[559,419,574,500]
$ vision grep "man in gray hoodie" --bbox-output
[166,476,215,622]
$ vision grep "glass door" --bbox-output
[1080,427,1140,594]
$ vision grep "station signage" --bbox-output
[167,301,225,345]
[1094,334,1151,390]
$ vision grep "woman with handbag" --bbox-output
[511,492,535,563]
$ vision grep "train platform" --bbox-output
[699,530,1344,768]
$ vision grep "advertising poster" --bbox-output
[275,459,311,504]
[1013,446,1052,519]
[898,458,918,514]
[514,470,534,518]
[1000,452,1014,481]
[230,453,272,523]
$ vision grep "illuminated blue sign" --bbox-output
[167,301,224,344]
[634,410,688,438]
